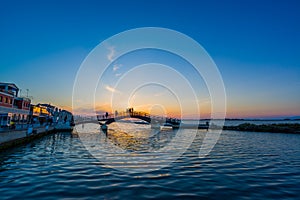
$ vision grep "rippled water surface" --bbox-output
[1,123,300,199]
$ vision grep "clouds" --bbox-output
[105,85,120,94]
[154,91,167,97]
[113,64,123,77]
[107,46,115,62]
[106,46,123,77]
[113,64,120,71]
[113,63,123,72]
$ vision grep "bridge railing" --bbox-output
[96,110,181,124]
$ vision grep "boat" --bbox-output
[160,123,173,131]
[134,121,149,125]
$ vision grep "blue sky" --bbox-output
[1,0,299,118]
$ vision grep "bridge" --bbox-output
[97,110,181,128]
[74,111,211,131]
[74,110,182,132]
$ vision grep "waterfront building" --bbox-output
[30,103,74,126]
[30,104,52,125]
[0,82,31,128]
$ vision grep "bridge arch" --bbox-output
[97,111,180,126]
[100,116,150,125]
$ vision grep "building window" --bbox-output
[0,96,2,102]
[4,97,7,103]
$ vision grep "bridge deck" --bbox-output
[97,111,181,125]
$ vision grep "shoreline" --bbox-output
[1,122,299,151]
[179,122,300,134]
[0,125,73,150]
[222,123,300,134]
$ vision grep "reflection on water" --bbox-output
[106,123,176,151]
[0,122,300,199]
[77,123,199,173]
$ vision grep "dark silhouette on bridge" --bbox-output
[75,110,211,130]
[97,110,181,127]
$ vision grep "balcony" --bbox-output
[0,89,15,96]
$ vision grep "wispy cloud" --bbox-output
[154,92,166,97]
[105,85,120,93]
[95,103,111,114]
[198,97,211,104]
[113,64,122,76]
[113,64,122,71]
[131,103,154,111]
[107,46,115,62]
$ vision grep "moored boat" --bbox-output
[160,123,173,131]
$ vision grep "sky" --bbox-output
[0,0,299,119]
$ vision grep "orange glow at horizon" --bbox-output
[226,101,300,118]
[73,92,299,119]
[91,100,213,119]
[73,101,299,119]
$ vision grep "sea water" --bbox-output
[0,122,299,199]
